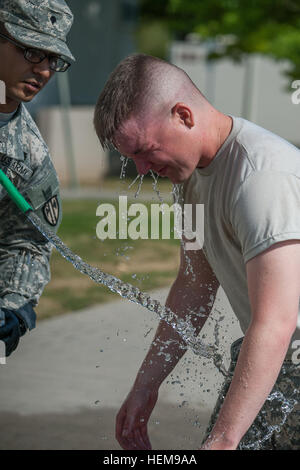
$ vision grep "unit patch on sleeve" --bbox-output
[42,195,59,226]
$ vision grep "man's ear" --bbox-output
[171,102,194,129]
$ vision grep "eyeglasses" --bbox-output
[0,32,71,72]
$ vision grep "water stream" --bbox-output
[26,210,220,363]
[25,169,297,448]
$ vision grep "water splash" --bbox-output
[128,174,141,190]
[120,155,128,180]
[172,184,197,283]
[240,390,298,450]
[126,173,145,199]
[134,174,144,199]
[150,170,164,203]
[26,211,216,361]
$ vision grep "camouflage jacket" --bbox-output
[0,103,62,311]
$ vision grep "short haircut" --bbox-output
[93,53,202,149]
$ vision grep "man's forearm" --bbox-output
[134,276,216,390]
[206,321,295,449]
[133,317,189,390]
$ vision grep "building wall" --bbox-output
[37,106,108,187]
[31,0,138,185]
[171,41,300,146]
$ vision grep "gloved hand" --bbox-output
[0,309,22,356]
[14,302,37,333]
[0,303,36,357]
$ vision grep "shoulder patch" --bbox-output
[42,195,59,226]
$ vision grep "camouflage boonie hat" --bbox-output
[0,0,75,63]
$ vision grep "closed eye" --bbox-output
[133,147,150,156]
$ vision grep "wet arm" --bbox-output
[116,244,219,449]
[133,245,219,391]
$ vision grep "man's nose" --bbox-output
[134,159,151,175]
[32,59,53,80]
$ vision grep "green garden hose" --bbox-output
[0,168,33,213]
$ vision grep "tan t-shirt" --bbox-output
[182,116,300,348]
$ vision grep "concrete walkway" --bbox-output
[0,288,242,450]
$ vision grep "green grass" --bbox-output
[36,198,180,320]
[100,176,174,195]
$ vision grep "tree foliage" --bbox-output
[139,0,300,80]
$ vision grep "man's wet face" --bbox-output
[0,34,55,111]
[115,114,201,184]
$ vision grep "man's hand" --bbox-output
[0,303,36,356]
[116,386,158,450]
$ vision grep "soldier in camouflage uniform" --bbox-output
[0,0,75,357]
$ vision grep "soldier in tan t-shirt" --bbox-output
[94,54,300,450]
